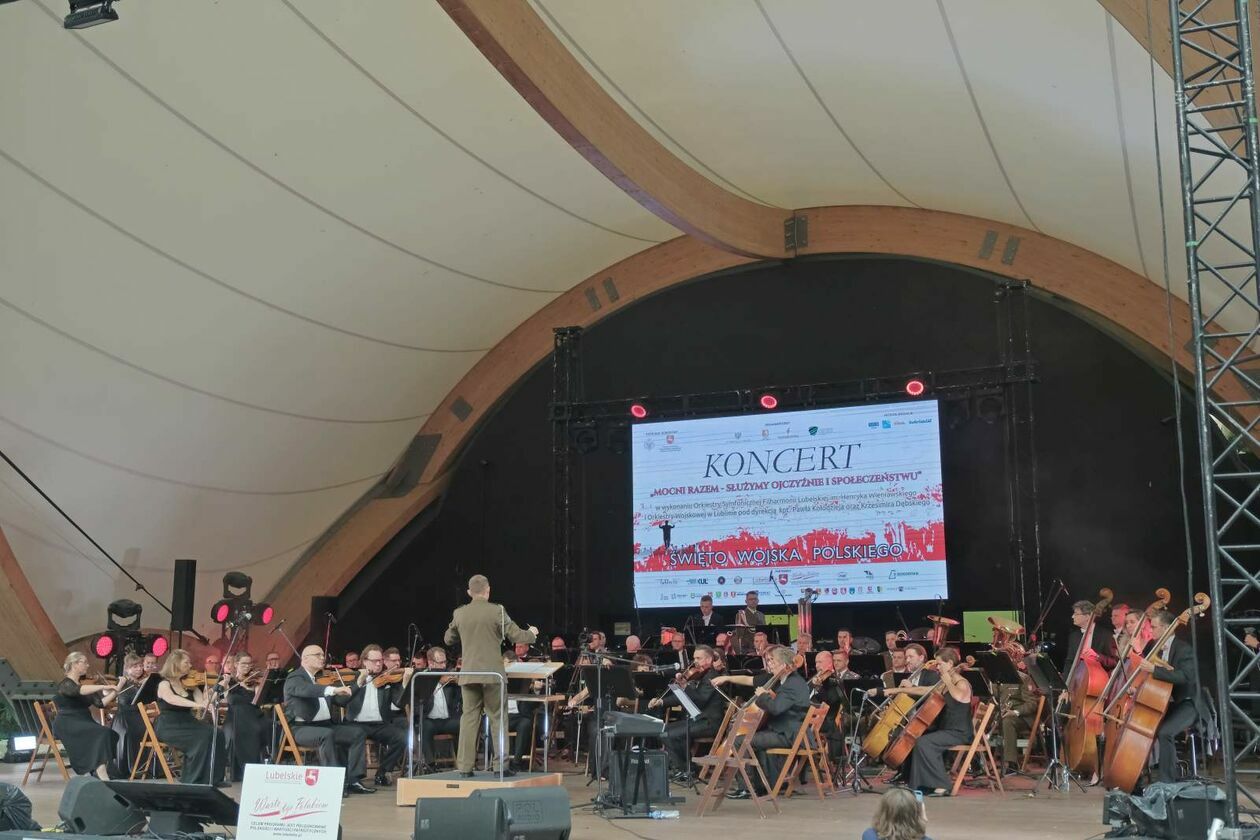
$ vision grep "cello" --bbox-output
[1062,587,1113,777]
[1101,593,1210,792]
[882,654,974,769]
[1096,588,1171,774]
[861,659,936,761]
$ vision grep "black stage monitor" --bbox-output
[102,781,238,834]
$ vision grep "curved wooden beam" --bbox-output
[0,525,67,680]
[266,205,1233,637]
[436,0,789,258]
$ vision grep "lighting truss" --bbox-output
[1171,0,1260,827]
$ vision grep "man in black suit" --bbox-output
[1065,599,1119,673]
[727,645,811,799]
[657,634,690,669]
[648,644,724,780]
[346,644,409,787]
[695,595,725,629]
[283,645,375,795]
[419,646,462,766]
[1140,609,1200,783]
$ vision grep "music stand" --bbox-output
[973,651,1021,687]
[1023,654,1083,794]
[838,678,885,795]
[406,673,444,777]
[667,683,703,792]
[848,654,886,677]
[961,670,993,700]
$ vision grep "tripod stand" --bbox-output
[839,689,878,795]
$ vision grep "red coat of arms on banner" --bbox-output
[666,434,674,444]
[304,768,319,786]
[778,573,789,586]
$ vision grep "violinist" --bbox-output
[726,646,811,800]
[111,654,147,777]
[282,645,375,795]
[265,651,282,670]
[53,652,120,780]
[1137,609,1200,782]
[1067,600,1118,673]
[419,646,462,767]
[648,644,723,781]
[343,651,361,670]
[811,650,848,768]
[906,647,972,797]
[222,653,265,780]
[155,649,226,785]
[383,647,403,671]
[346,644,409,787]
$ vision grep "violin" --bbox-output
[676,662,711,683]
[808,667,835,688]
[180,670,221,689]
[372,667,407,688]
[314,668,357,687]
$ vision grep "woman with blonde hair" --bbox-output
[862,788,931,840]
[52,651,121,779]
[155,649,225,785]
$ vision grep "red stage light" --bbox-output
[905,379,926,397]
[257,604,275,626]
[629,403,648,419]
[759,394,779,410]
[149,635,169,657]
[92,634,115,658]
[211,600,232,624]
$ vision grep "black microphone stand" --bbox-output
[206,617,248,785]
[769,571,795,646]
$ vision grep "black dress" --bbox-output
[223,683,264,780]
[51,678,117,775]
[110,680,145,777]
[154,685,226,785]
[907,689,973,793]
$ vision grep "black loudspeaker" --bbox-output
[414,795,505,838]
[473,786,571,839]
[309,596,338,649]
[58,777,145,835]
[1130,782,1228,839]
[170,558,197,631]
[607,749,669,811]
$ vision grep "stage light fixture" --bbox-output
[977,393,1005,424]
[255,604,274,626]
[210,600,233,625]
[629,403,648,419]
[759,393,779,410]
[147,634,169,657]
[91,633,116,658]
[905,379,926,397]
[64,0,118,29]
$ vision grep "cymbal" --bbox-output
[925,615,960,626]
[908,627,933,640]
[988,616,1025,635]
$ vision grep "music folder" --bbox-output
[668,684,702,720]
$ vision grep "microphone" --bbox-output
[1060,579,1070,596]
[325,612,338,624]
[270,618,286,635]
[654,663,681,673]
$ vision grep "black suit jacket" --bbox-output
[421,679,462,719]
[283,669,350,723]
[755,671,811,739]
[662,671,724,729]
[347,681,403,724]
[1066,623,1119,672]
[694,611,726,628]
[1149,637,1198,707]
[656,647,690,669]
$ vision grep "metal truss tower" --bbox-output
[1171,0,1260,827]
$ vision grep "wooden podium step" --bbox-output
[394,770,565,806]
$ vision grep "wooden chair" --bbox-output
[693,702,737,781]
[273,705,318,766]
[1019,695,1047,771]
[130,703,177,782]
[22,701,69,785]
[693,705,779,819]
[767,704,833,800]
[947,702,1004,796]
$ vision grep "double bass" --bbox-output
[1096,588,1171,774]
[1101,593,1210,792]
[1062,587,1113,776]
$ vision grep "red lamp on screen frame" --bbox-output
[629,403,648,419]
[904,379,926,397]
[758,393,779,410]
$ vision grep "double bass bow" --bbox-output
[1062,587,1114,777]
[1101,593,1210,792]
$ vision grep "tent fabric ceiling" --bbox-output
[0,0,1221,641]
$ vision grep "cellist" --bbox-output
[1136,609,1200,783]
[906,648,973,797]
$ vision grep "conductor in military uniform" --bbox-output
[444,574,537,776]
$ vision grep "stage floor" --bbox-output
[3,760,1117,839]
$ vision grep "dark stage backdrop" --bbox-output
[334,256,1212,666]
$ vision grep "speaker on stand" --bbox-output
[170,558,197,648]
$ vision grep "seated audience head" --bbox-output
[869,787,927,840]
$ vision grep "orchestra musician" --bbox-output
[695,594,725,628]
[793,633,814,654]
[110,654,147,777]
[443,573,538,777]
[833,649,860,680]
[222,652,265,780]
[731,591,766,654]
[419,646,462,767]
[810,650,848,768]
[343,651,361,670]
[347,644,410,787]
[835,628,854,655]
[884,630,902,652]
[659,634,689,669]
[53,652,120,780]
[155,649,226,786]
[203,653,221,676]
[648,644,723,780]
[501,651,538,771]
[410,650,428,671]
[1137,609,1201,782]
[882,649,908,688]
[383,647,403,672]
[1111,603,1131,646]
[623,635,643,656]
[142,653,160,676]
[265,651,282,671]
[724,646,811,800]
[1066,600,1119,672]
[997,661,1040,774]
[897,647,973,797]
[752,631,770,659]
[283,645,375,795]
[513,641,533,660]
